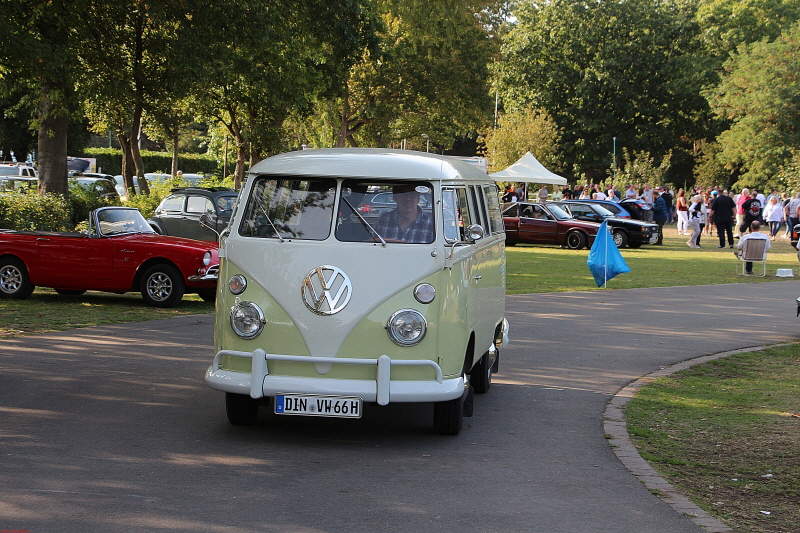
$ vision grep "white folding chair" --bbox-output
[737,238,768,276]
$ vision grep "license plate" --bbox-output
[274,394,362,419]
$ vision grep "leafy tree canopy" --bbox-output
[485,108,561,172]
[706,21,800,189]
[495,0,711,179]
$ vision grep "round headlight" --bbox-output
[228,274,247,295]
[203,251,212,266]
[413,283,435,304]
[230,302,265,339]
[386,309,427,346]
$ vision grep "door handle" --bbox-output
[473,275,482,280]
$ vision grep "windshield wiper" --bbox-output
[254,196,285,243]
[340,195,387,247]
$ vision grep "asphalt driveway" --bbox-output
[1,281,798,533]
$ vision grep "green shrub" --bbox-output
[67,182,119,226]
[0,193,72,231]
[123,179,182,218]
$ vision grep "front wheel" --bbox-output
[565,231,587,250]
[225,393,260,425]
[469,350,493,394]
[196,288,216,302]
[433,393,464,435]
[0,257,35,300]
[612,230,629,248]
[140,264,185,307]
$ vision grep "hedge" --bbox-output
[80,148,223,176]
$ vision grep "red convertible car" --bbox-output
[0,206,218,307]
[503,202,601,249]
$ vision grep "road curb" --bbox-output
[603,343,795,533]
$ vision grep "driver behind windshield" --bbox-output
[374,184,434,243]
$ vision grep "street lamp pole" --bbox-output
[422,134,430,153]
[612,136,617,175]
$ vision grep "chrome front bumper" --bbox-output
[205,349,466,405]
[189,264,219,282]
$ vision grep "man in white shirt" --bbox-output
[736,221,770,274]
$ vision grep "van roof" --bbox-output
[248,148,490,183]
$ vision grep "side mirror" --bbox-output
[199,211,219,238]
[466,224,484,242]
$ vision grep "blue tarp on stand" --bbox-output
[587,221,630,288]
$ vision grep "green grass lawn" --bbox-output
[626,344,800,533]
[507,225,800,293]
[0,289,213,338]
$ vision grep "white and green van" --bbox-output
[205,148,508,434]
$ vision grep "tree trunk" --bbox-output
[129,107,146,183]
[37,82,69,197]
[336,89,350,148]
[171,126,179,176]
[234,144,247,191]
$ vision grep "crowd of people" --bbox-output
[501,182,799,252]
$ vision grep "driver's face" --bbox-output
[395,191,419,216]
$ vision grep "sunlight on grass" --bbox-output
[626,345,800,533]
[507,226,800,293]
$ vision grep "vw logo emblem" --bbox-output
[301,265,352,315]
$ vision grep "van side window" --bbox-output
[469,185,488,235]
[483,184,504,235]
[443,187,475,242]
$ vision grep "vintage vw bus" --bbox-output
[205,148,508,434]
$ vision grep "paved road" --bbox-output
[1,282,798,533]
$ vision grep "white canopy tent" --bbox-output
[489,152,567,186]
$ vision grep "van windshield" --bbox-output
[239,176,337,240]
[336,179,435,244]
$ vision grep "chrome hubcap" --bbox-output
[0,265,22,294]
[146,272,173,302]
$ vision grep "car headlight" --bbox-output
[386,309,427,346]
[203,251,212,266]
[228,274,247,295]
[230,302,265,339]
[413,283,435,304]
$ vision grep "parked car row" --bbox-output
[502,200,659,249]
[552,201,659,248]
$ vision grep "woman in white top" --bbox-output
[762,195,784,240]
[687,195,704,248]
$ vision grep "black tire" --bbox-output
[433,392,464,435]
[140,264,185,307]
[196,288,216,302]
[225,392,260,425]
[469,351,493,394]
[54,289,87,296]
[565,231,587,250]
[0,257,35,300]
[612,230,629,248]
